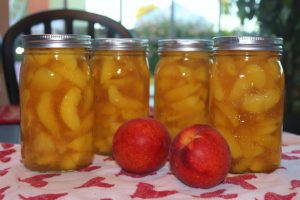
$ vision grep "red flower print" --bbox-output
[18,193,68,200]
[0,149,16,162]
[290,180,300,190]
[103,157,114,162]
[131,182,178,199]
[79,165,101,172]
[193,189,238,199]
[1,144,14,149]
[282,153,300,160]
[224,174,257,190]
[0,168,9,176]
[264,192,297,200]
[74,177,114,189]
[0,105,20,123]
[19,174,61,187]
[115,169,157,178]
[290,150,300,154]
[0,186,10,200]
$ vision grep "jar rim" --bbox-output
[92,38,148,51]
[22,34,91,48]
[158,39,213,52]
[213,36,283,51]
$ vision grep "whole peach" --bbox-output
[170,124,231,188]
[112,118,171,174]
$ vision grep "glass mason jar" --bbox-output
[209,36,285,173]
[91,38,150,155]
[20,34,94,171]
[154,39,213,138]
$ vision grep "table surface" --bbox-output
[0,132,300,200]
[0,124,20,143]
[0,105,20,144]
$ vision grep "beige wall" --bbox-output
[0,0,10,105]
[0,0,9,37]
[28,0,48,13]
[0,63,9,105]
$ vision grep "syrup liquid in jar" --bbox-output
[91,39,150,155]
[20,34,94,171]
[154,39,213,138]
[209,36,285,173]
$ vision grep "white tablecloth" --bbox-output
[0,132,300,200]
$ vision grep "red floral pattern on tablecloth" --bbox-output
[0,105,20,124]
[0,132,299,199]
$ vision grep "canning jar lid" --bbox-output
[92,38,148,51]
[213,36,283,52]
[22,34,91,48]
[158,39,213,52]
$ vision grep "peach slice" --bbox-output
[94,135,113,154]
[215,102,239,127]
[36,92,60,135]
[217,127,243,159]
[100,61,117,83]
[177,65,192,79]
[220,58,237,76]
[60,152,84,170]
[56,53,78,70]
[60,88,82,130]
[52,62,86,88]
[241,88,281,113]
[121,109,146,120]
[212,75,224,101]
[95,102,117,115]
[108,85,143,109]
[194,66,209,82]
[231,158,251,173]
[244,64,266,89]
[81,87,94,115]
[229,77,250,102]
[68,134,92,152]
[80,111,94,133]
[31,67,62,91]
[33,130,56,153]
[170,95,200,111]
[35,154,57,166]
[32,53,52,66]
[164,84,199,102]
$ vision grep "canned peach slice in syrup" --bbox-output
[209,36,284,173]
[20,34,94,171]
[154,39,213,138]
[91,38,150,155]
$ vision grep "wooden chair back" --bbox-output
[1,9,132,105]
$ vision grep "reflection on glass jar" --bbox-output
[154,39,213,138]
[91,39,150,155]
[20,34,94,171]
[209,36,285,173]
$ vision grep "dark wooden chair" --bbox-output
[1,9,132,105]
[284,113,300,135]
